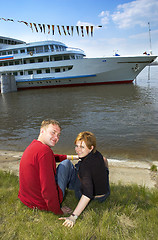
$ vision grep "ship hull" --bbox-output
[15,55,156,90]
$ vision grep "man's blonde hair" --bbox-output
[74,131,96,152]
[40,119,61,130]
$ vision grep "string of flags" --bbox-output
[0,17,102,37]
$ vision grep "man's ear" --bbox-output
[40,128,45,134]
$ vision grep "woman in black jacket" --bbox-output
[59,131,110,228]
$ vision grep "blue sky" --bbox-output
[0,0,158,57]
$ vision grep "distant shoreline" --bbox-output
[0,150,157,189]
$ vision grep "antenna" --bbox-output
[148,22,152,55]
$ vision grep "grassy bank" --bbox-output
[0,170,158,240]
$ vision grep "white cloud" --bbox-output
[129,29,158,39]
[111,0,158,29]
[77,21,94,26]
[98,11,110,26]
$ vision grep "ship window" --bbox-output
[20,49,25,53]
[9,61,14,65]
[45,68,50,73]
[27,47,34,53]
[28,70,33,75]
[68,66,73,70]
[54,56,62,61]
[55,68,60,72]
[0,62,2,66]
[71,55,75,59]
[54,45,59,51]
[2,51,7,55]
[20,71,23,75]
[24,60,27,64]
[36,46,43,53]
[13,50,18,54]
[4,62,8,66]
[30,59,35,63]
[50,45,54,51]
[64,55,70,60]
[8,51,12,55]
[37,69,42,74]
[44,45,49,52]
[13,72,18,76]
[15,61,20,65]
[38,58,43,62]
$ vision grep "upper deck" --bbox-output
[0,37,85,58]
[0,36,25,49]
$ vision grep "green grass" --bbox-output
[0,170,158,240]
[150,164,157,172]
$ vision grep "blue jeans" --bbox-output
[56,159,81,199]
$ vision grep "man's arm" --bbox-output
[54,154,79,162]
[39,151,63,215]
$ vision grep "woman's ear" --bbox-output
[90,145,94,151]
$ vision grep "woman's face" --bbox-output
[75,140,93,158]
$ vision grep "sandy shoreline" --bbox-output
[0,150,158,189]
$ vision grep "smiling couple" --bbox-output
[18,119,110,228]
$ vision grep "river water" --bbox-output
[0,66,158,162]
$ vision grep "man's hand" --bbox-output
[61,206,72,214]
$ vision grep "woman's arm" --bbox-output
[73,194,90,216]
[59,195,90,228]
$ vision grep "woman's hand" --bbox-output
[59,214,77,228]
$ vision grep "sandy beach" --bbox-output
[0,150,158,189]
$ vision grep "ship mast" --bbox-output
[148,22,152,55]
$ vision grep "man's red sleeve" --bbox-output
[54,154,67,162]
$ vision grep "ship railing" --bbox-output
[66,47,85,54]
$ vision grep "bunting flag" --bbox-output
[66,26,70,35]
[42,24,46,33]
[76,26,79,36]
[86,26,89,36]
[57,25,61,35]
[47,24,50,34]
[90,26,94,37]
[0,17,101,37]
[18,20,29,26]
[33,23,38,32]
[52,25,54,35]
[62,26,67,35]
[38,23,43,32]
[7,18,14,22]
[30,23,33,32]
[80,26,84,37]
[71,26,74,36]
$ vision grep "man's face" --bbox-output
[41,124,61,147]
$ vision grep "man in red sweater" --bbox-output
[18,119,78,215]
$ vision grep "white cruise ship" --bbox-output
[0,36,157,91]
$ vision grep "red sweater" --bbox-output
[18,140,67,215]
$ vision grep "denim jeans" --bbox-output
[56,159,81,199]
